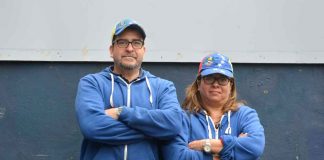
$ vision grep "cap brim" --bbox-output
[200,68,233,78]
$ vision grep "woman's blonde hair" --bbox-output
[182,75,243,113]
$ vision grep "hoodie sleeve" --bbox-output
[118,80,182,140]
[75,76,146,145]
[219,107,265,160]
[161,112,208,160]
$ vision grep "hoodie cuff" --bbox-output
[118,106,130,121]
[118,106,139,125]
[219,135,237,159]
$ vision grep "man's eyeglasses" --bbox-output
[113,39,144,49]
[201,75,231,86]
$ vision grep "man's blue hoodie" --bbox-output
[75,66,182,160]
[162,106,265,160]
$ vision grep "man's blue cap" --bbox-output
[198,53,234,78]
[111,18,146,42]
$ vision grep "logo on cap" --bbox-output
[204,57,213,66]
[199,53,234,78]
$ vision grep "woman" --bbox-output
[162,53,265,160]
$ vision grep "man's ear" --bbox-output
[109,45,113,58]
[142,46,146,55]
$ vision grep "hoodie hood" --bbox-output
[99,66,156,81]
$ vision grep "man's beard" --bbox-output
[118,61,141,70]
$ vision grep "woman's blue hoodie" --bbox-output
[75,66,182,160]
[162,106,265,160]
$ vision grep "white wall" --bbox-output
[1,0,323,63]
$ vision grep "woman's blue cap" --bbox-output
[198,53,234,78]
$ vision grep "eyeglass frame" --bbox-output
[113,39,145,49]
[198,74,232,86]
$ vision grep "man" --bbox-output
[75,18,182,160]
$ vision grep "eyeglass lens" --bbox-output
[202,75,230,86]
[114,39,144,49]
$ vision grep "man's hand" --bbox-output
[188,139,204,150]
[105,108,119,120]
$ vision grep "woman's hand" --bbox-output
[239,133,248,137]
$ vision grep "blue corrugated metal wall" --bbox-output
[0,62,323,159]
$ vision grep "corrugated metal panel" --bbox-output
[0,62,323,159]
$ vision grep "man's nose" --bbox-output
[126,43,134,52]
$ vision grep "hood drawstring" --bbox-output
[109,73,115,107]
[205,110,232,139]
[225,111,232,135]
[205,111,213,139]
[110,74,153,107]
[145,76,153,106]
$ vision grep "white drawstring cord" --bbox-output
[145,76,153,106]
[225,110,232,135]
[205,111,225,139]
[109,73,114,107]
[205,110,232,140]
[205,113,213,139]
